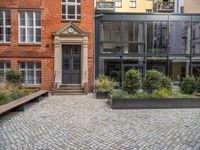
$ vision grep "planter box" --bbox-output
[96,92,109,99]
[108,95,200,109]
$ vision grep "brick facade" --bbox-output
[0,0,94,92]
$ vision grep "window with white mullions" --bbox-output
[0,61,10,81]
[61,0,81,20]
[130,0,136,8]
[0,10,11,43]
[19,11,41,43]
[115,0,122,8]
[20,62,41,84]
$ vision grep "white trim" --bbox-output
[0,10,11,43]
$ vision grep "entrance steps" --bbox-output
[54,84,86,95]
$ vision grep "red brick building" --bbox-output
[0,0,94,93]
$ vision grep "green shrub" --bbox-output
[6,70,21,84]
[160,76,172,91]
[95,75,118,93]
[124,69,141,94]
[196,77,200,93]
[144,69,162,93]
[9,88,31,100]
[155,88,171,98]
[180,76,196,95]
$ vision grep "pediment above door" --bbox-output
[53,22,89,37]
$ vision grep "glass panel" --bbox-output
[146,58,168,75]
[100,22,111,41]
[27,70,34,84]
[62,4,66,14]
[192,22,200,54]
[36,28,41,42]
[20,28,25,42]
[35,62,41,69]
[27,28,34,42]
[169,57,190,82]
[36,71,41,84]
[100,43,121,53]
[63,58,70,70]
[73,57,80,70]
[147,22,168,54]
[104,60,122,83]
[35,12,41,26]
[27,12,34,27]
[20,62,25,69]
[20,70,26,83]
[20,11,25,26]
[124,21,144,42]
[77,5,81,15]
[0,62,4,69]
[123,43,144,54]
[27,62,34,69]
[169,22,191,54]
[68,5,75,15]
[5,28,11,42]
[111,22,120,41]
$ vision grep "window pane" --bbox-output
[27,70,34,84]
[0,70,4,81]
[27,62,34,69]
[27,28,34,42]
[20,28,25,42]
[35,12,41,26]
[36,28,41,42]
[62,5,66,14]
[0,62,4,69]
[20,12,25,26]
[27,12,33,27]
[20,70,26,83]
[35,62,41,69]
[77,5,81,15]
[36,71,41,84]
[68,5,75,15]
[6,28,11,42]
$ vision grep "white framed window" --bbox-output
[0,61,10,81]
[0,10,11,43]
[61,0,81,20]
[19,11,41,43]
[130,0,136,8]
[115,0,122,8]
[20,62,41,84]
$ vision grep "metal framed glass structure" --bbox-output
[95,13,200,85]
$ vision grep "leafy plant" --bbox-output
[9,88,31,100]
[95,75,118,93]
[155,88,171,98]
[6,69,21,84]
[180,76,196,95]
[124,69,141,94]
[195,77,200,93]
[160,76,172,91]
[144,69,162,93]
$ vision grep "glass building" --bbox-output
[95,13,200,85]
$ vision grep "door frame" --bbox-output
[61,44,82,85]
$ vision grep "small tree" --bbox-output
[144,69,162,93]
[160,75,172,91]
[124,69,141,94]
[180,76,196,95]
[6,69,21,84]
[95,75,118,93]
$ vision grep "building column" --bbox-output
[54,36,62,87]
[82,37,88,87]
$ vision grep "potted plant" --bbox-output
[95,75,118,99]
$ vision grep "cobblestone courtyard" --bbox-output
[1,94,200,150]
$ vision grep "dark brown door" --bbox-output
[62,45,81,84]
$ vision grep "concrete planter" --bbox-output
[108,95,200,109]
[96,92,109,99]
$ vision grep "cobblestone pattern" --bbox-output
[1,94,200,150]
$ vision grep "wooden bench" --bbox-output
[0,90,49,116]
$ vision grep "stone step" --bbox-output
[55,89,84,93]
[60,84,82,88]
[58,87,84,90]
[54,93,86,95]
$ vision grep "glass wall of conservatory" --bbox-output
[95,13,200,84]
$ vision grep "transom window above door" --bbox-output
[19,11,41,43]
[61,0,81,20]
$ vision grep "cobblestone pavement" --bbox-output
[1,94,200,150]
